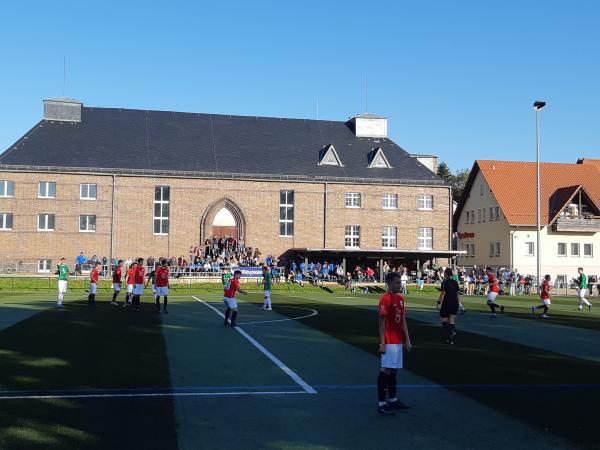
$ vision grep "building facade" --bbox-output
[0,98,457,272]
[454,159,600,282]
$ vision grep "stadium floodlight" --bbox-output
[533,100,546,292]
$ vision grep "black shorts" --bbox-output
[439,301,459,318]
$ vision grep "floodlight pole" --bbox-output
[534,101,546,292]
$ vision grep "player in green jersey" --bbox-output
[56,258,69,308]
[577,267,592,311]
[262,265,272,310]
[222,268,232,286]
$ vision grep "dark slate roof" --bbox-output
[0,107,443,183]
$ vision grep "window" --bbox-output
[153,186,170,234]
[495,241,501,257]
[470,210,475,221]
[38,181,56,198]
[482,208,487,222]
[345,192,361,208]
[381,226,397,249]
[476,209,481,223]
[37,259,51,273]
[525,241,535,256]
[279,190,294,236]
[417,194,433,210]
[467,243,475,256]
[465,211,470,224]
[0,180,14,197]
[571,243,580,257]
[558,243,567,257]
[489,242,495,257]
[418,227,433,250]
[495,206,500,220]
[0,213,13,230]
[381,194,397,209]
[489,207,495,221]
[38,214,55,231]
[480,184,483,196]
[80,183,97,200]
[344,225,360,248]
[79,215,96,232]
[584,243,593,257]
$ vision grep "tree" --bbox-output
[437,161,452,183]
[438,161,470,203]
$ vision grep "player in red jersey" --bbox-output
[486,267,504,317]
[132,258,145,311]
[377,271,412,415]
[111,260,124,306]
[223,269,248,327]
[154,259,170,314]
[88,261,101,306]
[123,262,137,307]
[532,274,552,318]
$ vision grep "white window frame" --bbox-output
[0,180,15,198]
[468,243,475,256]
[381,226,397,249]
[465,211,470,224]
[477,209,481,223]
[0,212,13,230]
[279,190,294,237]
[37,214,55,231]
[37,259,52,273]
[381,193,397,209]
[584,243,593,258]
[344,225,360,248]
[482,208,487,222]
[417,194,433,211]
[557,242,567,257]
[495,241,501,257]
[38,181,56,199]
[489,206,495,221]
[153,186,170,235]
[80,183,97,200]
[345,192,361,208]
[525,241,535,256]
[571,243,580,257]
[489,242,495,257]
[79,215,96,233]
[418,227,433,250]
[495,206,500,220]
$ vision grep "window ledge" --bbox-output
[79,230,96,233]
[279,235,293,238]
[37,229,54,232]
[417,208,433,211]
[153,233,169,236]
[80,197,97,201]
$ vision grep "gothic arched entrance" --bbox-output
[200,198,246,243]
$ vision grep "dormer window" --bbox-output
[318,144,343,166]
[367,147,392,169]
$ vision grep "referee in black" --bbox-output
[438,268,460,344]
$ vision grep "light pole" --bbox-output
[533,100,546,291]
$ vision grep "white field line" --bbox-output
[0,390,306,401]
[193,296,317,394]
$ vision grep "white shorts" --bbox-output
[155,286,168,296]
[133,284,144,295]
[579,289,587,299]
[381,344,403,369]
[126,284,134,294]
[89,283,97,295]
[58,280,68,294]
[223,296,238,309]
[264,290,271,299]
[487,292,498,303]
[542,299,551,306]
[113,283,121,293]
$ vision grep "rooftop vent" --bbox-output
[43,97,82,122]
[347,113,387,138]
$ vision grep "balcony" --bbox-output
[554,217,600,232]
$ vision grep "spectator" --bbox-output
[75,252,86,275]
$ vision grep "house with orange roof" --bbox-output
[453,158,600,284]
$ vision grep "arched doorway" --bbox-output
[200,198,245,243]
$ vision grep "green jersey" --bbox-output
[57,264,69,281]
[579,273,588,289]
[222,272,232,285]
[263,272,272,291]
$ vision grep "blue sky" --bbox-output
[1,0,598,171]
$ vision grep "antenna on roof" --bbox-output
[62,56,66,97]
[365,72,368,113]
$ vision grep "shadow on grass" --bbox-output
[0,300,178,449]
[266,299,600,449]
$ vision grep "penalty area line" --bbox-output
[193,296,317,394]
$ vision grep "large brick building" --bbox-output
[0,98,458,273]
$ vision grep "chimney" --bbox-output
[410,154,439,174]
[43,97,83,122]
[347,113,387,138]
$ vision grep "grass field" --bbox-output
[0,286,598,449]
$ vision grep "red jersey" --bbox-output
[224,277,240,298]
[378,292,405,345]
[540,279,550,300]
[90,267,99,284]
[126,268,135,285]
[134,265,146,285]
[113,266,122,284]
[155,267,169,287]
[488,274,499,293]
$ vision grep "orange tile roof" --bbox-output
[476,160,600,225]
[578,158,600,171]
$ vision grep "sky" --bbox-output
[1,0,599,172]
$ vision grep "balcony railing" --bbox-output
[554,217,600,232]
